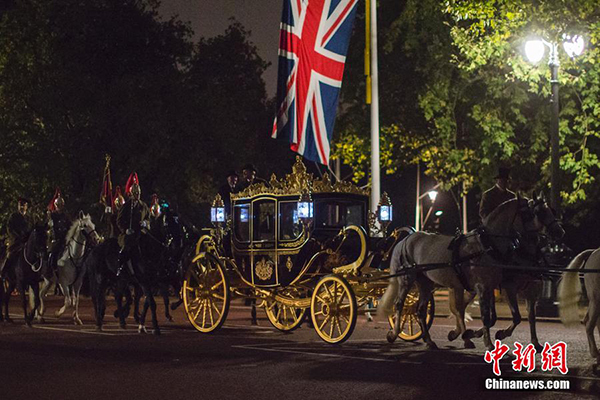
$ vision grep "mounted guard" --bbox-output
[1,197,34,275]
[116,172,150,276]
[47,187,71,272]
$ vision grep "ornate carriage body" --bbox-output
[183,158,431,343]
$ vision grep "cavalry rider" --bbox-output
[104,186,125,239]
[116,173,150,276]
[479,166,516,221]
[0,197,34,274]
[47,187,71,271]
[218,170,239,216]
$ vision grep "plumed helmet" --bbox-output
[113,186,126,210]
[48,187,64,212]
[125,172,141,199]
[150,194,161,218]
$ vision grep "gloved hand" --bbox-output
[126,228,134,235]
[140,220,149,229]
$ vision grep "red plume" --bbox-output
[125,172,139,196]
[48,187,61,212]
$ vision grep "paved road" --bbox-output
[0,294,599,400]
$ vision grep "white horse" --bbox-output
[558,249,600,363]
[37,213,100,325]
[379,197,560,351]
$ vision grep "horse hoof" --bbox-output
[152,329,161,336]
[448,330,459,342]
[386,331,397,343]
[464,340,476,349]
[138,324,147,334]
[473,329,484,339]
[495,330,507,340]
[26,321,33,328]
[95,326,103,332]
[38,317,45,324]
[166,316,174,323]
[534,343,543,353]
[462,329,474,340]
[119,323,127,330]
[113,311,119,319]
[426,342,439,350]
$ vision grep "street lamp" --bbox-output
[524,34,585,212]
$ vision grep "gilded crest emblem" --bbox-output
[286,257,293,272]
[255,257,274,280]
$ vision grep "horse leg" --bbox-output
[387,276,413,344]
[133,284,142,324]
[162,284,173,322]
[525,281,542,352]
[475,284,494,350]
[416,278,438,350]
[29,282,41,325]
[495,283,521,341]
[448,288,475,349]
[73,284,83,325]
[3,279,15,323]
[114,281,127,329]
[55,283,69,318]
[37,278,52,323]
[0,279,4,322]
[138,294,149,334]
[141,284,160,335]
[585,302,600,361]
[20,282,31,327]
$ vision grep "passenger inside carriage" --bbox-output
[254,201,275,241]
[315,200,364,229]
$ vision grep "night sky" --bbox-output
[159,0,282,95]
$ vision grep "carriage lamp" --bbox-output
[377,192,393,235]
[427,190,438,202]
[298,191,314,226]
[211,194,226,225]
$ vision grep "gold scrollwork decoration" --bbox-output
[231,156,369,200]
[286,256,293,272]
[255,257,274,280]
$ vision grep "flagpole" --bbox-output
[369,0,380,216]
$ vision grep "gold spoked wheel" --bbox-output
[388,283,435,341]
[311,275,357,344]
[183,253,230,333]
[265,289,308,332]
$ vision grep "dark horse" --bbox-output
[1,225,48,326]
[87,228,165,334]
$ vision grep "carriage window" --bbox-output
[253,200,275,242]
[315,201,365,228]
[234,204,250,242]
[279,202,302,241]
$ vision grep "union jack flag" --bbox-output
[272,0,358,165]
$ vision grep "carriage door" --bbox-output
[251,199,277,286]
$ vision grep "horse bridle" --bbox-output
[24,229,45,273]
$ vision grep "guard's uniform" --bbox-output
[2,211,33,274]
[479,185,516,221]
[116,198,149,275]
[48,210,71,268]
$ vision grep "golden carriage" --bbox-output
[182,158,434,344]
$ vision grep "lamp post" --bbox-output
[524,34,585,212]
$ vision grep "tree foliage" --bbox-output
[334,0,600,207]
[0,0,276,230]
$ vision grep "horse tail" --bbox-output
[558,249,593,326]
[378,277,399,318]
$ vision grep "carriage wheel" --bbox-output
[183,253,230,333]
[388,283,435,341]
[311,275,357,344]
[265,289,308,332]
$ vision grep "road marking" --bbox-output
[232,344,395,363]
[32,325,117,336]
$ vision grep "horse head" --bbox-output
[528,192,565,240]
[29,224,48,263]
[78,213,101,246]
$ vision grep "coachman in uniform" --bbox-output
[47,187,71,271]
[116,173,149,276]
[1,197,34,274]
[479,167,516,221]
[105,186,126,239]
